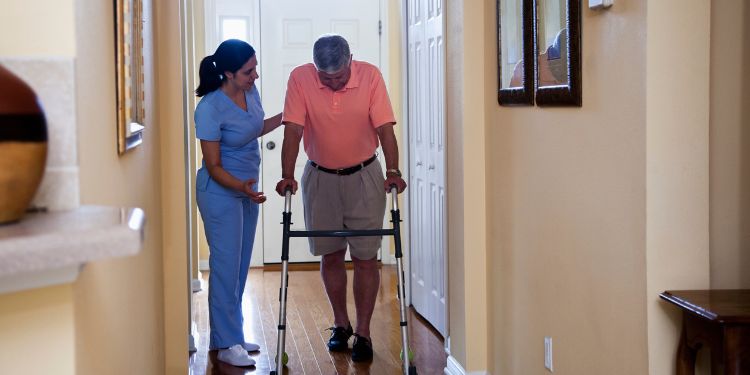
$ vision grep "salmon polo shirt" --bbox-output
[282,60,396,169]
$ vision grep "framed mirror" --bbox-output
[497,0,534,106]
[534,0,581,106]
[115,0,145,154]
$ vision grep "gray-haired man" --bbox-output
[276,34,406,362]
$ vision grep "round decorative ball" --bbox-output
[0,64,48,224]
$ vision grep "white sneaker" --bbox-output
[217,344,256,366]
[242,342,260,352]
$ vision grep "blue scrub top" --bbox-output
[195,85,264,197]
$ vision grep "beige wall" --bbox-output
[388,0,404,133]
[73,0,173,373]
[488,0,649,373]
[479,0,714,374]
[710,0,750,289]
[0,2,77,375]
[193,0,211,270]
[646,2,711,375]
[0,286,74,374]
[0,0,75,57]
[446,0,490,371]
[154,1,192,373]
[445,0,467,367]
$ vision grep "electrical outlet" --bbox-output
[589,0,613,9]
[544,337,554,372]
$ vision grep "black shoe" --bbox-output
[351,334,373,362]
[327,324,353,351]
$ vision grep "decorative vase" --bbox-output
[0,64,48,224]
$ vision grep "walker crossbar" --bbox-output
[270,186,417,375]
[288,228,396,237]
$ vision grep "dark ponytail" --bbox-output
[195,55,221,97]
[195,39,256,97]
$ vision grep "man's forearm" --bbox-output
[281,123,303,179]
[378,124,399,171]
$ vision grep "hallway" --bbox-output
[189,265,447,374]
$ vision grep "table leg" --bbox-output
[723,325,750,375]
[677,320,697,375]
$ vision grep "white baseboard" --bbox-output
[444,355,489,375]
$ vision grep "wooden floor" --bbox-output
[189,265,447,375]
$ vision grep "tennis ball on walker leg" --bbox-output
[277,352,288,366]
[400,348,415,362]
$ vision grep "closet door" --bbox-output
[407,0,446,336]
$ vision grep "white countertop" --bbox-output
[0,206,145,293]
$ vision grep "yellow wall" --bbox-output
[478,0,712,374]
[1,0,187,373]
[646,2,711,375]
[0,0,75,57]
[709,0,750,289]
[0,286,74,374]
[388,0,404,133]
[193,0,212,265]
[446,0,490,370]
[0,2,77,374]
[73,0,173,373]
[0,0,76,374]
[153,1,192,373]
[488,1,649,373]
[445,0,467,366]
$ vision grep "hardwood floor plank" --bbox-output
[189,265,446,374]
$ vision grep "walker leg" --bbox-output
[271,206,293,375]
[391,205,416,374]
[270,261,289,375]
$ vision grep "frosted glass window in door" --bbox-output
[221,17,249,42]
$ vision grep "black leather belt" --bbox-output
[310,155,377,175]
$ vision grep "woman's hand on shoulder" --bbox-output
[243,179,267,204]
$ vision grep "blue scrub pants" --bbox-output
[197,190,259,350]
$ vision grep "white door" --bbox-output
[260,0,383,263]
[203,0,265,267]
[407,0,446,336]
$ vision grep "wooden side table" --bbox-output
[660,290,750,375]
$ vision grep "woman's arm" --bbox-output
[200,140,266,202]
[260,112,283,136]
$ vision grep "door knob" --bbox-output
[428,165,435,170]
[266,141,276,150]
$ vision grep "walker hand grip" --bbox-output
[284,189,292,213]
[390,185,399,211]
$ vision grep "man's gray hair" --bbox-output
[313,34,351,73]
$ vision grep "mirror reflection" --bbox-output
[537,0,568,87]
[499,0,525,88]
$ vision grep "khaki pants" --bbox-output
[301,158,386,259]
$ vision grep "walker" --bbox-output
[270,186,417,375]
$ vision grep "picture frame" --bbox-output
[533,0,582,106]
[497,0,535,106]
[115,0,145,154]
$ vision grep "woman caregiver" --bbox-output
[194,39,282,367]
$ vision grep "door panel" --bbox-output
[407,0,446,337]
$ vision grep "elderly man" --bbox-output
[275,34,406,362]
